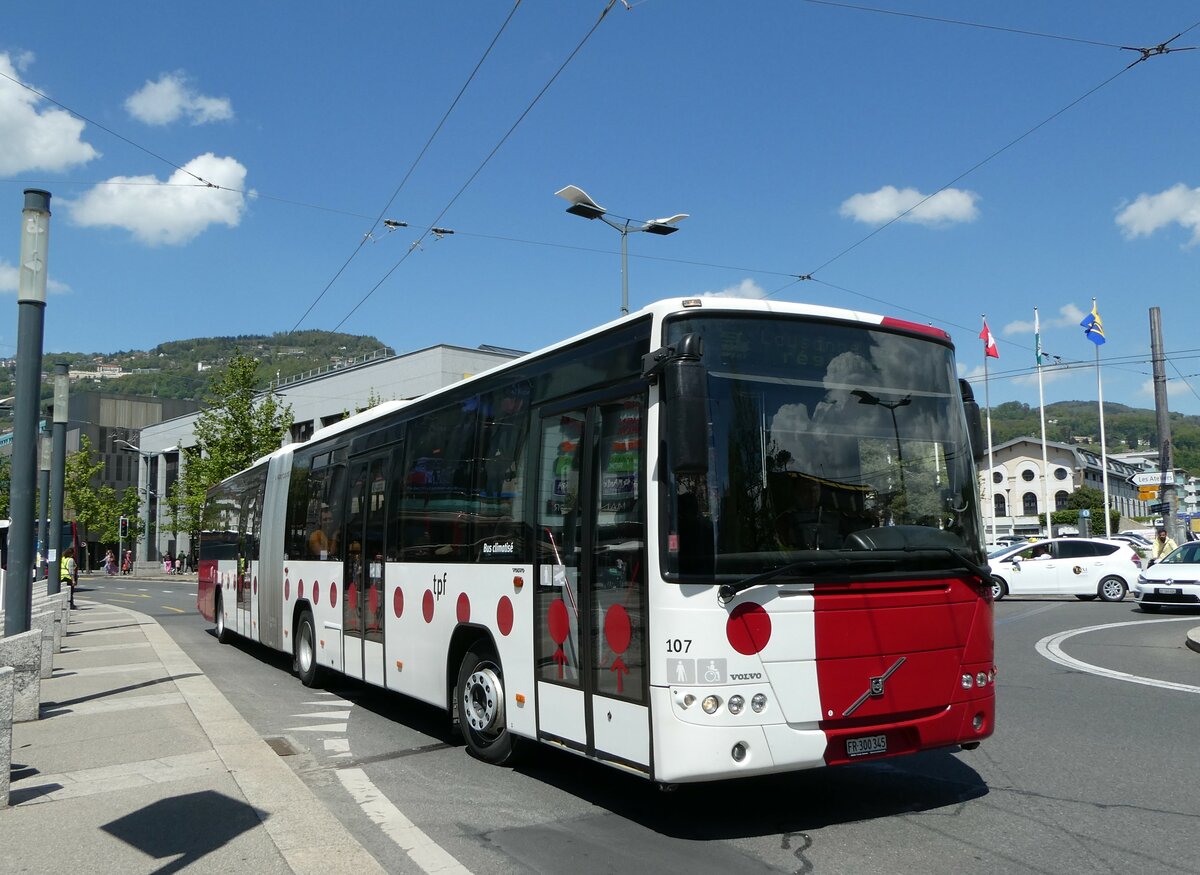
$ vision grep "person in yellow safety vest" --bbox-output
[61,546,77,608]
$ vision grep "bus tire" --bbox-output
[295,610,323,688]
[457,643,514,765]
[215,594,232,644]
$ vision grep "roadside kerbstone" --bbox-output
[0,629,41,722]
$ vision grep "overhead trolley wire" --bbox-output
[288,0,525,334]
[330,0,622,332]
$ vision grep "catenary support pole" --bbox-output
[4,190,51,637]
[48,363,69,595]
[37,435,50,580]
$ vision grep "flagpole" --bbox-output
[982,314,996,542]
[1093,297,1112,537]
[1035,307,1054,537]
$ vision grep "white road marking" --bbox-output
[283,722,348,733]
[337,767,472,874]
[290,709,351,719]
[1036,617,1200,695]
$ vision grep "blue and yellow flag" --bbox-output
[1080,302,1105,346]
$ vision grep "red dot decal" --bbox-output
[284,578,290,600]
[253,576,258,595]
[604,604,631,654]
[497,596,513,636]
[298,579,305,600]
[329,582,338,608]
[456,592,471,624]
[726,602,772,655]
[422,590,435,623]
[312,579,319,605]
[548,598,569,644]
[393,587,404,618]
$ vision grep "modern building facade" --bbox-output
[131,342,522,563]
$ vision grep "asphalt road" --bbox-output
[82,575,1200,874]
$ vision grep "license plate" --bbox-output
[846,734,887,757]
[1156,587,1180,595]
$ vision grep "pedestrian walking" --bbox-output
[61,546,78,608]
[104,548,117,576]
[122,549,133,575]
[174,554,183,575]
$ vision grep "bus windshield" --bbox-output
[663,313,984,578]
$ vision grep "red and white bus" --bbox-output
[198,296,995,783]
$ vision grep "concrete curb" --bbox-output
[1186,626,1200,655]
[0,665,12,806]
[107,602,387,875]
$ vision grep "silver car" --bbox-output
[1133,541,1200,612]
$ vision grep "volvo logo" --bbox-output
[842,657,907,717]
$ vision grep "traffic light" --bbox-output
[119,516,129,539]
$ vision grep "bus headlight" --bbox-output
[751,693,768,713]
[702,695,722,714]
[727,695,745,715]
[961,673,974,689]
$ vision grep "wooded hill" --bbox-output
[989,400,1200,475]
[27,330,388,403]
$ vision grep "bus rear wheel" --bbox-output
[295,610,323,688]
[215,594,232,644]
[457,644,514,764]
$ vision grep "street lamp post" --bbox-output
[555,185,687,316]
[852,389,912,494]
[115,439,155,564]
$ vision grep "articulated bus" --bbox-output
[197,297,995,783]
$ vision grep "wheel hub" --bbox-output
[463,667,504,733]
[299,627,314,672]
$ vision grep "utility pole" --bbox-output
[1149,307,1183,544]
[5,189,52,637]
[38,434,50,580]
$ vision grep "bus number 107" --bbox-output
[666,638,692,653]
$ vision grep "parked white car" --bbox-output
[987,537,1142,602]
[1132,541,1200,612]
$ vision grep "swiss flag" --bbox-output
[979,320,999,359]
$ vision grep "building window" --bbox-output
[1023,492,1038,516]
[992,471,1003,484]
[1022,469,1035,482]
[1054,468,1069,480]
[994,494,1006,517]
[1055,490,1069,511]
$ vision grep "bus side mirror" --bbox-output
[662,335,709,475]
[959,378,984,463]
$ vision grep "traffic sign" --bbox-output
[1130,471,1167,486]
[1138,486,1160,501]
[1149,502,1171,514]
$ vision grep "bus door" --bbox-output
[235,487,257,638]
[343,454,390,686]
[535,390,649,770]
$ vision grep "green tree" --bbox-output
[65,435,142,550]
[1050,485,1119,534]
[169,352,293,539]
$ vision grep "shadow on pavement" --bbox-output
[101,790,267,875]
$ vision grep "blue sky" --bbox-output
[2,2,1199,414]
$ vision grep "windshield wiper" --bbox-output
[716,547,992,605]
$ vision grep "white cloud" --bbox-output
[66,153,251,246]
[125,72,233,126]
[701,278,767,299]
[839,185,979,227]
[1002,303,1085,336]
[0,52,99,174]
[1139,378,1193,400]
[1115,183,1200,246]
[0,259,71,295]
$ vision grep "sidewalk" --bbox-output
[2,598,385,874]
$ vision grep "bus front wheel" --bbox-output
[457,644,514,764]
